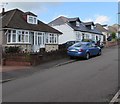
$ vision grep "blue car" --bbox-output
[67,42,101,59]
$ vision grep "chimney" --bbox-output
[2,8,5,15]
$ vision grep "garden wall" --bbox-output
[3,49,68,66]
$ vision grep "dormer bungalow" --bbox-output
[48,16,103,44]
[1,8,62,52]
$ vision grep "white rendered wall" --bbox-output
[52,24,76,44]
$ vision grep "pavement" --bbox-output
[1,58,76,83]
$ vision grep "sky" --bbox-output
[0,2,118,25]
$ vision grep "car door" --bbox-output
[86,43,94,55]
[91,43,99,55]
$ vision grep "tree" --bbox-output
[111,32,116,39]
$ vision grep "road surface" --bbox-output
[2,46,118,102]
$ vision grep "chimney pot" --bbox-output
[2,8,5,14]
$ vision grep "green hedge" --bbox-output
[5,46,21,53]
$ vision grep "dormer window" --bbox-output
[91,25,94,30]
[76,21,80,27]
[27,15,37,24]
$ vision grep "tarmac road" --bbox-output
[2,46,118,103]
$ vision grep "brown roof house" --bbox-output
[95,23,109,41]
[108,24,120,38]
[1,8,62,52]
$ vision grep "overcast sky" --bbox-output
[0,2,118,25]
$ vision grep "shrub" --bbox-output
[5,46,21,53]
[111,32,116,39]
[82,39,92,42]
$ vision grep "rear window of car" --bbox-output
[72,43,86,47]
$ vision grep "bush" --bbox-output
[111,32,116,39]
[5,46,21,53]
[117,38,120,41]
[82,39,92,42]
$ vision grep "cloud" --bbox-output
[83,15,110,25]
[94,15,110,24]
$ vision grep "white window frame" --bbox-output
[27,15,37,24]
[76,21,80,27]
[7,29,30,44]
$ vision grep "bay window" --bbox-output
[46,33,58,44]
[8,34,11,43]
[7,30,30,44]
[12,34,16,42]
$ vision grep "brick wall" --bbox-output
[3,49,68,66]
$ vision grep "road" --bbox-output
[2,46,118,102]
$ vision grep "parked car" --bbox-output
[60,40,80,49]
[67,42,101,59]
[107,36,112,41]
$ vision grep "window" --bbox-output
[46,33,48,43]
[7,30,30,43]
[12,34,16,42]
[25,35,29,42]
[27,15,37,24]
[54,35,57,43]
[34,18,37,24]
[18,34,21,42]
[49,34,52,43]
[85,34,89,39]
[82,33,85,40]
[76,31,81,40]
[8,34,11,42]
[37,35,42,45]
[52,34,54,43]
[43,33,45,44]
[35,34,37,45]
[38,36,41,45]
[76,21,80,27]
[91,26,94,30]
[47,33,58,44]
[29,17,33,23]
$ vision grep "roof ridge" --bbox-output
[5,9,17,27]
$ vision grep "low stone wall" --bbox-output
[30,49,67,66]
[3,53,31,66]
[105,41,118,48]
[3,49,68,66]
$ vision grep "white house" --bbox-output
[1,8,62,52]
[48,16,103,44]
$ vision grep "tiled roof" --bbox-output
[84,22,95,26]
[48,16,103,35]
[25,12,37,17]
[1,9,62,34]
[95,23,108,32]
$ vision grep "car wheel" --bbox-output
[85,53,90,60]
[98,50,102,56]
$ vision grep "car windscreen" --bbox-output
[72,43,86,47]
